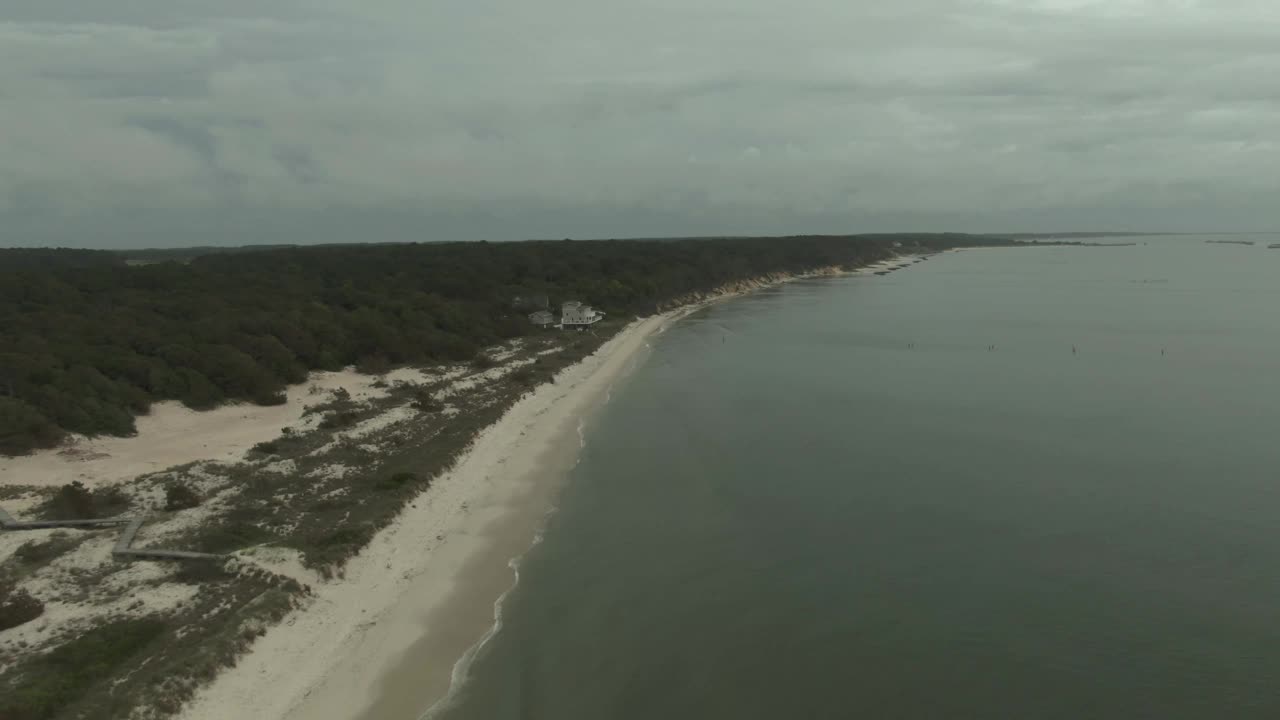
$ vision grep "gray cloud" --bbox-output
[2,0,1279,248]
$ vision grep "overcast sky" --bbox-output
[2,0,1278,248]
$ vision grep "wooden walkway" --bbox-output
[0,505,132,530]
[1,505,222,561]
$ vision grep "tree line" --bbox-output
[0,234,1012,455]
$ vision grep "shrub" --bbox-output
[50,481,95,519]
[14,535,77,568]
[174,560,234,585]
[0,397,64,456]
[165,483,201,511]
[509,366,539,385]
[252,440,279,455]
[317,526,373,548]
[0,618,166,719]
[195,512,273,554]
[253,389,288,406]
[0,585,44,631]
[376,471,419,491]
[471,354,498,370]
[93,486,131,517]
[319,410,359,430]
[410,387,443,413]
[305,525,377,568]
[356,354,392,375]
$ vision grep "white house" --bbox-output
[560,301,603,328]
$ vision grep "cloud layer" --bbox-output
[2,0,1278,246]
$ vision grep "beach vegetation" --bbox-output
[0,235,1011,457]
[12,534,81,570]
[164,483,202,511]
[37,482,131,521]
[0,618,164,719]
[0,584,44,631]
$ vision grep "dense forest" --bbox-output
[0,234,1012,455]
[0,249,125,273]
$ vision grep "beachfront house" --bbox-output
[560,301,603,329]
[529,310,556,328]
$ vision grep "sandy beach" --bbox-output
[0,258,918,720]
[174,309,686,720]
[172,261,914,720]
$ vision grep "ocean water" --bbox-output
[435,235,1280,720]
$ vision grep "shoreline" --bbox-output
[177,308,692,720]
[177,258,918,720]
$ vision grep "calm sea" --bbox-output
[436,235,1280,719]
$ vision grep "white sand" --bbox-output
[177,309,687,720]
[0,370,421,489]
[0,530,197,665]
[854,254,921,275]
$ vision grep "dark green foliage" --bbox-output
[0,397,64,455]
[318,410,359,430]
[0,248,124,273]
[376,471,420,491]
[48,481,94,519]
[355,354,392,375]
[173,560,234,585]
[0,618,165,720]
[253,389,288,406]
[309,525,377,569]
[411,388,444,412]
[196,521,273,554]
[165,483,201,511]
[471,354,499,370]
[93,486,131,518]
[0,235,1012,455]
[0,585,44,631]
[509,366,541,386]
[251,440,280,455]
[316,526,373,548]
[44,483,130,521]
[13,535,79,569]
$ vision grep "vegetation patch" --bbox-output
[408,385,444,412]
[0,618,165,719]
[12,534,83,572]
[36,482,131,521]
[1,235,1008,455]
[0,584,45,631]
[164,483,202,511]
[318,410,360,430]
[0,485,48,502]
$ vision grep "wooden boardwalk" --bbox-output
[0,505,132,530]
[1,505,222,561]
